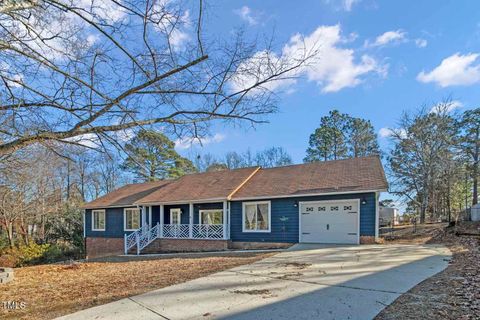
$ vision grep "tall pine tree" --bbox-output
[122,130,196,182]
[304,110,379,162]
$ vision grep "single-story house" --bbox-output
[82,156,388,258]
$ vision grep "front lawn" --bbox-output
[0,252,272,320]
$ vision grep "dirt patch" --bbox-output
[275,272,304,279]
[231,288,277,299]
[0,252,273,320]
[376,222,480,320]
[282,262,312,269]
[381,222,449,244]
[232,289,271,295]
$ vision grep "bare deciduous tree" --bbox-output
[0,0,317,157]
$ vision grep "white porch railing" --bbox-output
[192,224,224,239]
[138,223,160,251]
[124,224,149,254]
[162,224,190,238]
[125,223,226,255]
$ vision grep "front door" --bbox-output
[170,208,181,224]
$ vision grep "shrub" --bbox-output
[0,241,84,267]
[0,254,17,268]
[0,232,9,252]
[0,243,50,267]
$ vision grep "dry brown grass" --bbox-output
[376,222,480,320]
[0,252,272,320]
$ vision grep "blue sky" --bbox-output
[174,0,480,204]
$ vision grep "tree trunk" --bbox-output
[6,222,14,248]
[420,203,426,224]
[473,129,479,205]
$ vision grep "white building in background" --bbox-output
[472,204,480,222]
[379,206,400,226]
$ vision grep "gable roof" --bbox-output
[230,156,388,200]
[81,180,171,209]
[82,156,388,209]
[134,166,260,205]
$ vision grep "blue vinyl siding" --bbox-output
[151,205,160,225]
[128,203,225,229]
[230,192,376,243]
[85,207,138,238]
[85,194,376,242]
[163,204,190,224]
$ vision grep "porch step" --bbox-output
[138,238,229,254]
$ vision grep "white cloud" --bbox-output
[378,127,393,138]
[175,133,226,150]
[415,38,428,48]
[115,128,136,142]
[430,100,463,113]
[342,0,361,11]
[77,0,127,23]
[231,25,385,94]
[368,30,407,47]
[64,133,101,149]
[234,6,258,26]
[229,50,297,94]
[417,53,480,87]
[379,127,406,139]
[152,2,192,50]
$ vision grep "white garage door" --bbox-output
[300,200,359,244]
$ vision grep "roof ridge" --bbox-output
[227,166,261,200]
[257,155,381,171]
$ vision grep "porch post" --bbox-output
[124,234,127,255]
[159,204,164,238]
[141,206,147,231]
[189,203,194,238]
[223,200,228,239]
[148,206,152,228]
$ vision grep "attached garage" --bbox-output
[299,200,360,244]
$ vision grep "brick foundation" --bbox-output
[360,236,376,244]
[86,237,124,259]
[141,238,229,254]
[228,241,293,250]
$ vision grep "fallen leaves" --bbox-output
[377,221,480,320]
[0,253,272,320]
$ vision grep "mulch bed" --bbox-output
[376,222,480,320]
[0,252,272,320]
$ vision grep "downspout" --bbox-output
[375,192,379,241]
[228,201,231,240]
[83,210,87,258]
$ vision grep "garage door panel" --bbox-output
[300,201,359,244]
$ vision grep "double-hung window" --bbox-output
[92,210,106,231]
[199,209,223,225]
[124,208,141,231]
[242,201,271,232]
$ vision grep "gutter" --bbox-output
[230,188,388,201]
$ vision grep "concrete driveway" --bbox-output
[58,244,451,320]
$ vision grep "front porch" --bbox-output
[125,201,230,254]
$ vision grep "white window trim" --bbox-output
[198,209,223,225]
[124,208,141,231]
[170,208,181,225]
[91,209,106,231]
[242,201,271,233]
